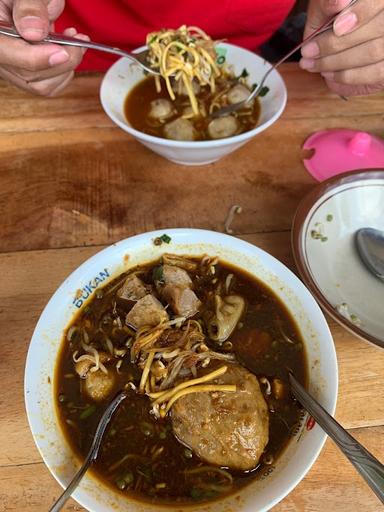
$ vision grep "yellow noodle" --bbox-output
[164,384,236,414]
[149,365,228,403]
[139,351,155,392]
[146,25,222,116]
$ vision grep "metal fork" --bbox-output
[212,0,360,118]
[0,21,158,75]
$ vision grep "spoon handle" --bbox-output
[49,390,128,512]
[289,374,384,505]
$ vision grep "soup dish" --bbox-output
[100,44,287,165]
[25,229,337,512]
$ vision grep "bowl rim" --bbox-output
[291,168,384,350]
[24,228,338,511]
[99,42,287,148]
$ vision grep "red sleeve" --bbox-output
[56,0,295,71]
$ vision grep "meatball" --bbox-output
[164,118,196,141]
[83,369,116,402]
[126,294,169,329]
[163,285,201,318]
[227,84,251,105]
[172,79,200,97]
[162,265,192,288]
[148,98,174,120]
[208,116,239,140]
[117,274,148,302]
[171,364,269,471]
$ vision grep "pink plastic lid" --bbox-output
[303,129,384,182]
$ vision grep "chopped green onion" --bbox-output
[154,234,172,245]
[259,86,270,97]
[190,487,218,500]
[115,478,126,490]
[152,265,165,283]
[238,68,249,79]
[326,214,333,222]
[184,448,193,459]
[79,404,96,420]
[123,471,134,485]
[140,421,154,437]
[160,233,171,244]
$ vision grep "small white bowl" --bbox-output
[292,169,384,349]
[100,44,287,165]
[25,229,337,512]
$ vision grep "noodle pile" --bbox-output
[146,25,221,116]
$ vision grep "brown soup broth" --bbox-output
[55,258,306,505]
[124,76,261,141]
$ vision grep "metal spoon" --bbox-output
[289,374,384,505]
[212,0,360,118]
[49,389,128,512]
[0,21,158,75]
[355,227,384,281]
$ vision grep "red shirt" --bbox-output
[56,0,294,71]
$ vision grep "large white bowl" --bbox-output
[25,229,337,511]
[100,44,287,165]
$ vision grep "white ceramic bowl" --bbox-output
[292,169,384,349]
[25,229,337,511]
[100,44,287,165]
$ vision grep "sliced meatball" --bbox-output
[162,265,192,288]
[208,116,239,140]
[126,294,169,329]
[83,369,116,402]
[227,84,251,105]
[148,98,174,120]
[163,285,201,318]
[157,264,199,317]
[164,118,196,141]
[117,274,148,302]
[172,364,269,471]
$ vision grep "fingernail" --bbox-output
[301,41,319,58]
[334,12,357,35]
[19,16,44,37]
[299,58,315,70]
[49,50,70,66]
[321,71,334,80]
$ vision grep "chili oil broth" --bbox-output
[55,259,307,505]
[124,76,261,141]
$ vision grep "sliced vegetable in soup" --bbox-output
[56,254,307,505]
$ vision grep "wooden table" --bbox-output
[0,64,383,511]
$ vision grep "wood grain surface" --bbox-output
[0,64,383,512]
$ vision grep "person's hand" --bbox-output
[0,0,89,95]
[300,0,384,96]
